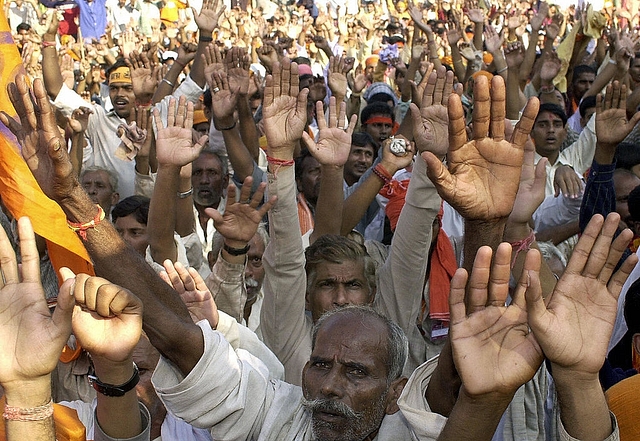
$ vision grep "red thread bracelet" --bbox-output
[41,40,56,48]
[67,205,105,240]
[509,229,535,268]
[267,155,295,175]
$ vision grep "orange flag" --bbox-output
[0,10,93,284]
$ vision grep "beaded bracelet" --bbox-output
[3,398,53,422]
[67,205,105,240]
[372,163,392,185]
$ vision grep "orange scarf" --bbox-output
[297,193,314,236]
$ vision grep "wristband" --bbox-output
[223,242,250,256]
[161,78,175,87]
[266,155,295,176]
[215,121,236,131]
[199,35,213,43]
[509,229,536,268]
[41,40,56,48]
[89,364,139,397]
[67,205,105,240]
[3,398,54,421]
[372,163,393,184]
[177,188,193,199]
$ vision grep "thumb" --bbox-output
[52,267,76,333]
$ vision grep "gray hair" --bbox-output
[305,234,376,295]
[198,148,229,178]
[311,306,408,382]
[80,166,119,193]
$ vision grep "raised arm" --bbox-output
[148,96,207,265]
[260,59,311,384]
[526,213,637,440]
[1,74,204,377]
[189,0,226,89]
[205,46,255,182]
[0,217,74,441]
[62,269,146,440]
[41,13,63,99]
[303,97,356,243]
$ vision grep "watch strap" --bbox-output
[89,364,139,397]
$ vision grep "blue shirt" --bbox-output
[76,0,107,42]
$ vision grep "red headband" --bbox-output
[365,116,393,125]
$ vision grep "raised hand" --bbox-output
[152,96,207,168]
[0,217,74,392]
[595,81,640,152]
[263,59,309,157]
[209,71,240,127]
[224,46,251,96]
[327,56,348,100]
[526,213,638,377]
[508,128,546,225]
[504,41,524,69]
[449,243,543,398]
[160,260,219,328]
[302,97,357,166]
[467,8,485,24]
[202,43,224,90]
[553,165,583,198]
[483,25,503,53]
[410,65,453,158]
[60,268,142,365]
[205,177,276,246]
[530,2,548,31]
[127,51,158,103]
[194,0,226,35]
[68,106,94,134]
[410,62,435,108]
[539,52,561,82]
[424,75,540,221]
[0,75,78,202]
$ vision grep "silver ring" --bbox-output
[213,87,220,93]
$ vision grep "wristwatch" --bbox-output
[88,364,139,397]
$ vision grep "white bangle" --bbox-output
[609,58,617,65]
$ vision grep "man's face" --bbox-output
[629,58,640,83]
[245,234,266,305]
[580,106,596,128]
[114,214,148,256]
[81,170,119,213]
[614,173,640,231]
[344,144,374,185]
[109,82,135,119]
[572,72,595,102]
[531,111,566,159]
[16,29,29,44]
[363,115,393,146]
[191,153,227,208]
[302,313,393,441]
[306,259,373,322]
[297,155,321,206]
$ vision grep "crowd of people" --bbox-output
[1,0,640,439]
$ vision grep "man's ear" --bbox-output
[301,361,311,398]
[305,289,311,311]
[633,333,640,356]
[367,285,376,304]
[385,377,408,415]
[111,192,120,206]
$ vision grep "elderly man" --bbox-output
[5,67,628,441]
[80,166,120,215]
